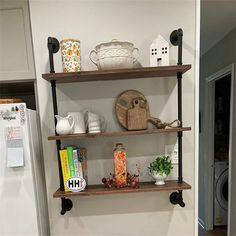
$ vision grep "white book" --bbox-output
[72,149,83,178]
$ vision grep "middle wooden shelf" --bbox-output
[48,127,191,141]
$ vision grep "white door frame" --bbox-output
[204,64,234,232]
[195,0,200,235]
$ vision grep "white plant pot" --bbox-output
[150,172,167,185]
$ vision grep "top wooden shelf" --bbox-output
[42,64,191,83]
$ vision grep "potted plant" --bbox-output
[148,155,173,185]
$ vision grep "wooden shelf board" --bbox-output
[42,65,191,83]
[53,181,191,198]
[48,127,191,141]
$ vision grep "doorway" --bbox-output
[199,65,234,236]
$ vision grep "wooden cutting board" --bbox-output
[115,90,166,130]
[127,98,148,130]
[115,90,150,130]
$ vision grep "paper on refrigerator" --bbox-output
[5,126,24,167]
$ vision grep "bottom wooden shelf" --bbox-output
[53,180,191,198]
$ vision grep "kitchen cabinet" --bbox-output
[42,29,192,215]
[0,0,35,81]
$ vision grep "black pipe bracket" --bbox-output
[169,191,185,207]
[61,198,73,215]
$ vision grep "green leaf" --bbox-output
[148,155,173,176]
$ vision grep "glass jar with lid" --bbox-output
[113,143,127,188]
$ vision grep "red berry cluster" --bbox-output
[102,173,116,188]
[126,173,139,188]
[102,172,139,189]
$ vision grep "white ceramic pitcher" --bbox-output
[55,114,74,135]
[67,111,87,134]
[86,112,106,133]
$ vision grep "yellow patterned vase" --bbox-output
[60,39,81,72]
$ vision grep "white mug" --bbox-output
[67,111,86,134]
[86,112,106,133]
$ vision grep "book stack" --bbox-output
[59,146,87,192]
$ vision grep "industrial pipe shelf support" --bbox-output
[48,37,73,214]
[169,28,185,207]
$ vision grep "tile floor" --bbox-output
[199,225,227,236]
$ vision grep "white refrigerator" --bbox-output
[0,103,50,236]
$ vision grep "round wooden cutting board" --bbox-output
[115,90,149,129]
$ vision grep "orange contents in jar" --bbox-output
[114,143,127,188]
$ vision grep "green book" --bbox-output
[67,146,75,177]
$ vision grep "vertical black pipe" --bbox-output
[178,132,183,183]
[51,80,64,191]
[49,50,55,73]
[177,74,182,123]
[56,140,64,191]
[177,29,183,184]
[177,73,183,183]
[51,80,58,126]
[177,29,183,65]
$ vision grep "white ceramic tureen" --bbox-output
[89,39,139,70]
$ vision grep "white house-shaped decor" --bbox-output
[150,35,169,67]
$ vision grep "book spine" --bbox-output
[80,148,88,183]
[59,149,70,192]
[78,161,83,178]
[73,149,83,178]
[77,148,81,162]
[67,146,75,177]
[72,150,79,176]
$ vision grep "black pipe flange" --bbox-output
[170,28,183,66]
[170,29,183,46]
[48,37,60,53]
[169,191,185,207]
[61,198,73,215]
[47,37,60,73]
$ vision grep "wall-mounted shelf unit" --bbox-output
[43,29,192,215]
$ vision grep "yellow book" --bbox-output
[59,149,70,192]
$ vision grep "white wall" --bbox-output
[200,27,236,235]
[29,1,196,235]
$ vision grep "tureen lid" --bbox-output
[95,39,134,50]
